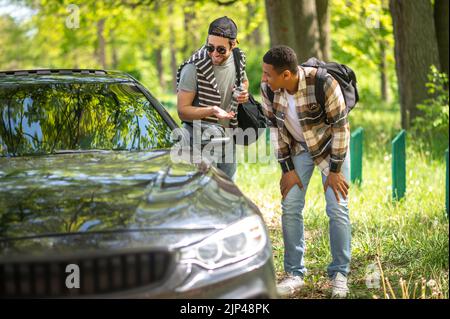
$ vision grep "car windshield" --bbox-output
[0,80,173,157]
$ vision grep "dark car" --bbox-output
[0,69,277,298]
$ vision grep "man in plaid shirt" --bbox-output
[260,46,351,298]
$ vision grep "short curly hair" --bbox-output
[263,45,298,75]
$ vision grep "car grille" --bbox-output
[0,250,173,298]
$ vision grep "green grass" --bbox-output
[234,102,449,299]
[236,156,448,299]
[162,96,449,299]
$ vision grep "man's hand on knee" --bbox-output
[280,170,304,200]
[323,172,349,202]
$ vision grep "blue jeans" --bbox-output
[181,123,237,181]
[281,151,351,278]
[217,155,237,181]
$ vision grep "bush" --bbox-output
[242,47,266,96]
[412,66,449,155]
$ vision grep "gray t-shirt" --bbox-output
[178,53,248,127]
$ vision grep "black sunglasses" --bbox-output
[206,44,228,55]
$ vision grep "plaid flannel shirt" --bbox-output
[260,66,350,176]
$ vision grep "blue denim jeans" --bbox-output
[217,154,237,181]
[281,150,351,278]
[181,122,237,181]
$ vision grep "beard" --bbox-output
[210,54,229,66]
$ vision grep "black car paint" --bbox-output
[0,70,277,298]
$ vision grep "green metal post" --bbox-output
[392,130,406,201]
[350,127,364,185]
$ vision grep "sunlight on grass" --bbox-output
[163,99,448,299]
[234,104,449,299]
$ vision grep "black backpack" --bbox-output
[232,48,268,146]
[267,57,359,116]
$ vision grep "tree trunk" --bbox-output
[380,16,389,102]
[265,0,297,49]
[291,0,322,62]
[109,28,119,69]
[96,19,106,69]
[182,6,197,57]
[154,48,166,92]
[250,24,263,46]
[389,0,440,129]
[246,2,263,46]
[265,0,323,63]
[316,0,330,61]
[170,47,177,93]
[434,0,449,76]
[169,4,178,93]
[380,39,389,102]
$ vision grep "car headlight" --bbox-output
[180,215,267,270]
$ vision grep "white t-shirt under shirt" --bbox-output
[284,92,305,143]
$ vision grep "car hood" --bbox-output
[0,150,255,256]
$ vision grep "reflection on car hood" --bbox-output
[0,150,252,255]
[1,229,220,257]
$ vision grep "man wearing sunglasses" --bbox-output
[176,16,249,180]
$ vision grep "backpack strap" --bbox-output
[232,48,242,87]
[314,66,327,110]
[314,67,331,125]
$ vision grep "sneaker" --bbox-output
[277,274,304,297]
[331,273,349,298]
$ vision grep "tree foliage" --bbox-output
[2,0,445,129]
[412,66,449,153]
[0,0,268,96]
